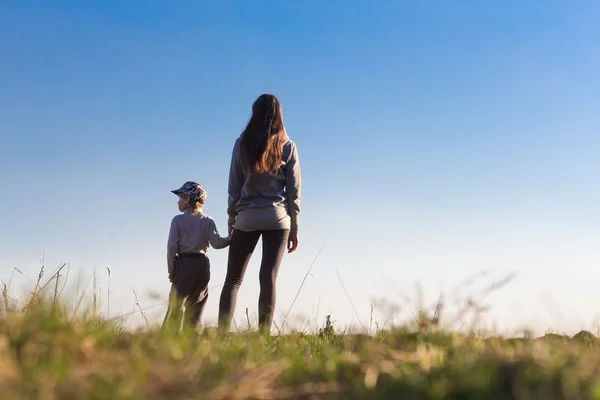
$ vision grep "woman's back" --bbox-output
[227,135,300,233]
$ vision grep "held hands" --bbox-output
[287,232,299,253]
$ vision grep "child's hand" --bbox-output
[168,272,175,283]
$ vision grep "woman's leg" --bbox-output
[218,229,261,331]
[258,229,290,332]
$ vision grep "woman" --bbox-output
[218,93,301,333]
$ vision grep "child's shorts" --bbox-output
[172,252,211,303]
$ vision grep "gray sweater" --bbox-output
[166,211,230,274]
[227,135,301,235]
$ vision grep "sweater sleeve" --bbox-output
[285,142,301,235]
[208,218,231,249]
[227,139,244,234]
[166,216,179,275]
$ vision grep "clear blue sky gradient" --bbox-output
[1,0,599,334]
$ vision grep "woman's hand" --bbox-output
[287,232,298,253]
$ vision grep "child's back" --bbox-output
[162,181,230,332]
[168,211,229,267]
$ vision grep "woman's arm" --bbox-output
[285,141,301,237]
[227,139,244,234]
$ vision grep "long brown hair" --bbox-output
[240,94,286,174]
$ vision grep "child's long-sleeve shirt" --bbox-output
[166,210,230,275]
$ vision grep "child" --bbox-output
[162,181,230,332]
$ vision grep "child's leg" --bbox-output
[183,256,211,330]
[185,286,209,330]
[173,254,210,330]
[162,283,184,331]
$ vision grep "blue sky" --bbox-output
[1,0,599,334]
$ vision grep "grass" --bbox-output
[3,265,600,399]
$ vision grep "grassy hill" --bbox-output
[3,297,600,399]
[2,265,600,399]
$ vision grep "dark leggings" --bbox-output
[218,229,289,332]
